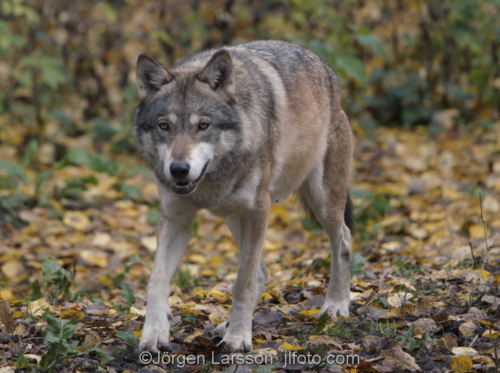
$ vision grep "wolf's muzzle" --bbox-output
[170,161,190,180]
[171,161,209,196]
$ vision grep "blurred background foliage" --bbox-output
[1,0,499,161]
[0,0,497,211]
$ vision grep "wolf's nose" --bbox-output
[170,161,190,179]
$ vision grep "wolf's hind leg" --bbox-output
[298,171,352,317]
[298,113,353,318]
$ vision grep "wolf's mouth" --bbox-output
[171,162,209,195]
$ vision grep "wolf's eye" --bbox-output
[158,121,170,131]
[198,122,210,130]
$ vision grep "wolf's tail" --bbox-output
[344,192,354,233]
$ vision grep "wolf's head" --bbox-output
[133,51,240,196]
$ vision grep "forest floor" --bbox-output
[1,123,500,372]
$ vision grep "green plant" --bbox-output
[174,267,196,292]
[326,319,355,340]
[352,190,393,240]
[351,253,367,277]
[41,257,76,302]
[121,283,136,307]
[38,310,113,371]
[398,325,437,355]
[40,310,81,369]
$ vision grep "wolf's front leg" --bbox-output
[221,196,270,352]
[139,212,194,353]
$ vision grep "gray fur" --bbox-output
[134,40,354,353]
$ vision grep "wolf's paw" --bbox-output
[212,321,228,336]
[138,320,171,354]
[218,331,252,352]
[319,299,350,319]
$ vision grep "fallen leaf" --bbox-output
[84,329,101,349]
[63,211,92,231]
[28,299,51,317]
[451,347,478,357]
[79,249,108,268]
[482,330,500,339]
[24,354,42,365]
[410,318,437,338]
[299,309,319,317]
[459,321,477,337]
[0,301,14,334]
[282,342,306,351]
[450,355,473,372]
[140,236,157,252]
[92,232,111,247]
[383,345,420,371]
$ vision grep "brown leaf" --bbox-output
[436,335,458,351]
[383,345,420,371]
[459,321,477,337]
[84,329,101,349]
[0,301,15,334]
[410,318,437,338]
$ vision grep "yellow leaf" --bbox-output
[63,211,92,231]
[184,331,204,343]
[268,289,285,303]
[474,269,490,279]
[210,256,224,266]
[476,319,497,328]
[450,356,473,372]
[270,205,289,222]
[207,290,226,300]
[182,307,205,317]
[187,253,207,265]
[193,290,207,298]
[378,215,403,228]
[1,260,26,282]
[260,292,272,302]
[133,330,142,338]
[0,288,15,301]
[28,299,51,317]
[141,182,159,202]
[130,307,146,316]
[11,311,26,319]
[200,270,216,277]
[49,198,63,211]
[208,306,229,324]
[98,276,114,287]
[60,310,84,320]
[482,330,500,339]
[79,249,108,268]
[282,342,306,351]
[300,309,319,317]
[469,224,485,240]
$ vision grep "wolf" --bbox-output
[133,40,354,353]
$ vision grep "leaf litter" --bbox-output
[1,124,500,372]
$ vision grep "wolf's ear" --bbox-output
[198,50,235,97]
[136,54,173,100]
